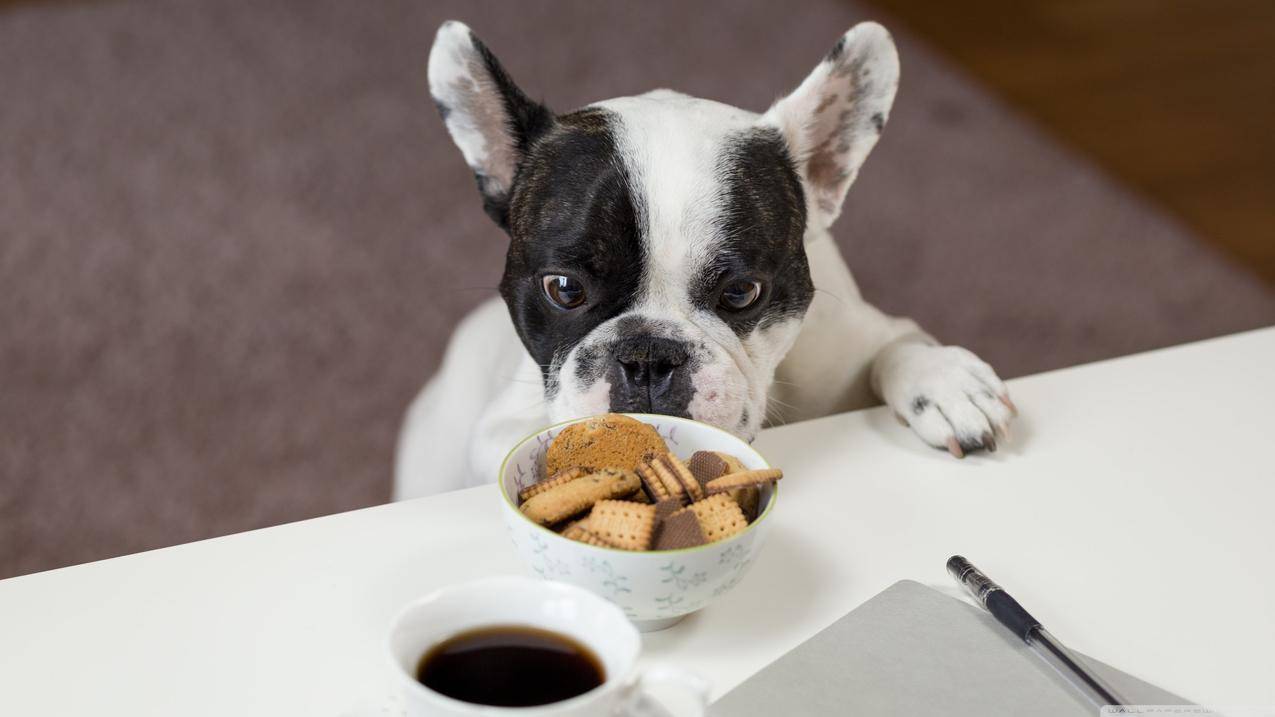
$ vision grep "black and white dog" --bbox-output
[395,21,1016,498]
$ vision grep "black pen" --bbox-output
[947,555,1128,709]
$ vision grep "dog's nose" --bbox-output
[611,335,691,413]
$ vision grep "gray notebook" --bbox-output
[713,580,1185,716]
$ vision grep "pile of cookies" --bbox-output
[517,414,782,551]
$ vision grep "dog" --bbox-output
[395,21,1016,499]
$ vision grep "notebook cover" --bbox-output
[712,580,1184,716]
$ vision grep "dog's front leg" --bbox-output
[777,233,1016,457]
[870,335,1017,457]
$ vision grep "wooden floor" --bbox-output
[873,0,1275,282]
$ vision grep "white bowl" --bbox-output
[498,414,776,631]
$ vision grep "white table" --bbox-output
[2,328,1273,715]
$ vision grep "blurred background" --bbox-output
[2,0,1272,579]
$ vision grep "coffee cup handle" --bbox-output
[623,664,711,717]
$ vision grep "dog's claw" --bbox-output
[1000,394,1018,417]
[895,412,909,427]
[882,344,1014,458]
[996,422,1011,443]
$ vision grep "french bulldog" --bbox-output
[395,21,1016,498]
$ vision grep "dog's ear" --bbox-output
[428,21,554,229]
[761,22,899,230]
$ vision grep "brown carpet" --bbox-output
[2,0,1271,579]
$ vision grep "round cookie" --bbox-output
[546,414,668,475]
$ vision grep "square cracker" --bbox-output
[586,500,656,551]
[687,493,748,543]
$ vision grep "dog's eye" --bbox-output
[542,274,587,309]
[718,280,763,311]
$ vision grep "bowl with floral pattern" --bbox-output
[498,413,776,631]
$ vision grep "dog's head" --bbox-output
[428,21,898,439]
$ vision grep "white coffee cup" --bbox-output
[387,576,710,716]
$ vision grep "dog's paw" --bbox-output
[875,343,1016,457]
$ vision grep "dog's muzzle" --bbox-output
[608,334,694,416]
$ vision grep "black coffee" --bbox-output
[416,625,606,707]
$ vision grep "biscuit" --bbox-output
[519,468,640,526]
[518,466,586,503]
[661,453,704,502]
[653,497,683,523]
[686,494,749,543]
[636,461,672,502]
[732,486,761,522]
[714,451,749,473]
[586,500,657,551]
[559,517,587,533]
[688,452,761,519]
[686,451,730,486]
[705,468,783,495]
[648,455,688,504]
[653,509,707,550]
[546,414,668,475]
[561,522,619,548]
